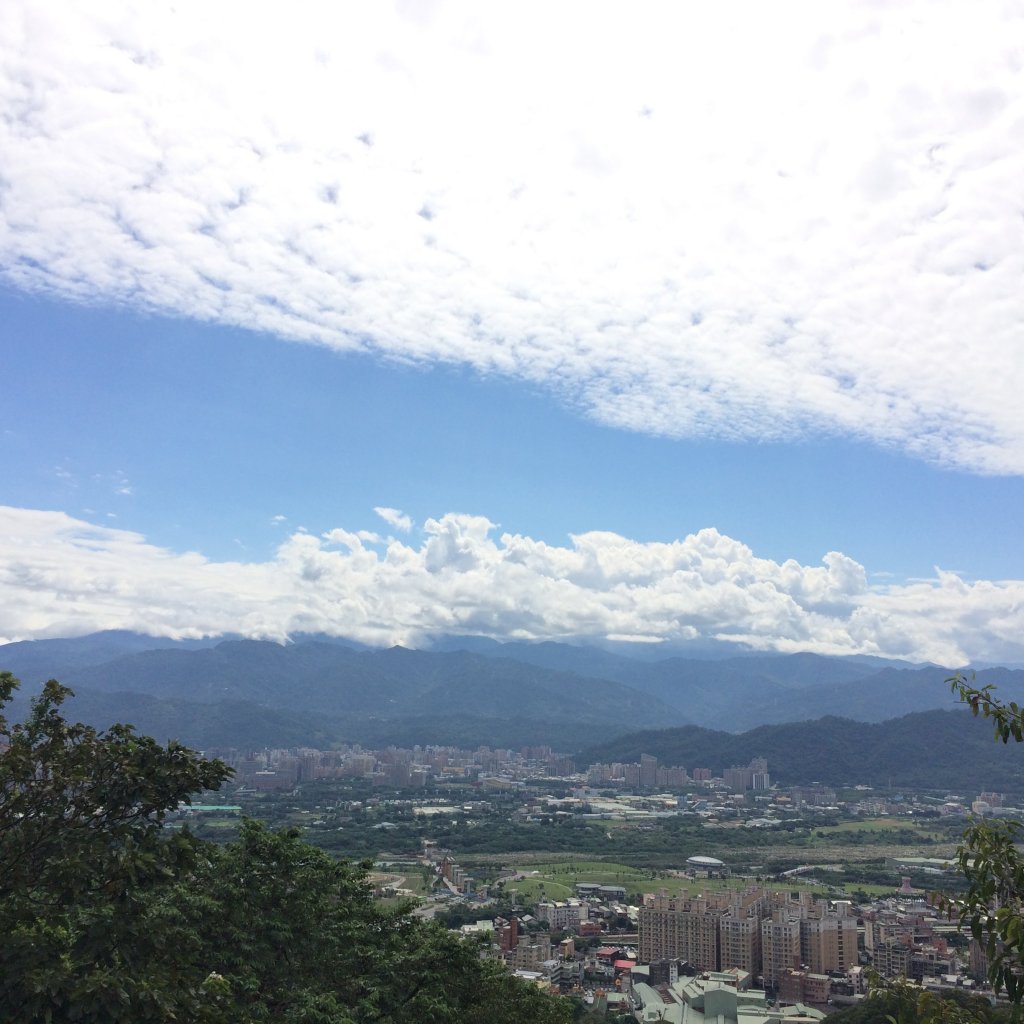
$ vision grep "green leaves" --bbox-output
[0,673,572,1023]
[0,673,233,1022]
[865,971,1009,1024]
[949,673,1024,745]
[936,674,1024,1008]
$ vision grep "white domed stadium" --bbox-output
[686,855,727,876]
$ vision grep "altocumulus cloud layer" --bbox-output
[2,3,1024,473]
[2,506,1022,666]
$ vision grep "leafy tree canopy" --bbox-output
[0,673,570,1023]
[837,977,1013,1024]
[936,674,1024,1009]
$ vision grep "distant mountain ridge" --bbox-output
[1,631,1019,751]
[0,632,688,750]
[422,638,1018,732]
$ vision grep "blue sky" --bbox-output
[2,2,1024,663]
[6,288,1023,581]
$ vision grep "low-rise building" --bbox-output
[631,971,827,1024]
[536,899,589,930]
[778,970,831,1005]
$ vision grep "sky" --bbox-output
[2,1,1024,664]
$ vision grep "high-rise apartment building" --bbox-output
[761,912,802,986]
[800,911,857,974]
[724,757,770,792]
[640,753,658,789]
[720,913,762,976]
[638,893,721,969]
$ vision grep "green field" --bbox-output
[815,817,945,835]
[492,858,913,903]
[500,877,575,901]
[500,861,769,900]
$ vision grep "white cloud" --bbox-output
[1,3,1022,473]
[374,506,413,533]
[112,471,133,496]
[1,504,1021,665]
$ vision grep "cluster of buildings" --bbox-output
[629,969,827,1024]
[457,886,635,987]
[638,887,858,996]
[723,758,772,792]
[210,740,782,797]
[493,890,976,1015]
[209,741,576,791]
[427,837,991,1019]
[862,902,959,983]
[586,752,691,790]
[209,736,1021,840]
[584,755,770,793]
[203,737,1021,1015]
[421,840,494,895]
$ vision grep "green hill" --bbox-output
[576,707,1024,792]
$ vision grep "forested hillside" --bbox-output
[577,707,1024,791]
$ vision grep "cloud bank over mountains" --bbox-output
[2,2,1024,474]
[2,505,1021,666]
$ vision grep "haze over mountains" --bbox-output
[3,632,1023,765]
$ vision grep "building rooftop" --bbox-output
[633,973,827,1024]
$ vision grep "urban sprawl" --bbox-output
[179,741,1017,1022]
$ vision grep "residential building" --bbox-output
[508,933,553,972]
[638,893,721,969]
[721,913,762,977]
[778,970,831,1005]
[536,900,589,930]
[800,910,857,975]
[762,912,802,986]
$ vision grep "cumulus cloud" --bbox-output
[1,3,1023,473]
[374,506,413,532]
[1,504,1022,666]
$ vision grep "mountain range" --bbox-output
[1,631,1021,763]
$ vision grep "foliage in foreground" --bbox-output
[936,674,1024,1008]
[0,672,570,1024]
[832,978,1013,1024]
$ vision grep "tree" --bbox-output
[938,674,1024,1006]
[844,976,1008,1024]
[178,820,569,1023]
[0,672,233,1022]
[0,674,572,1023]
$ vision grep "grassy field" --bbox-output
[823,818,921,831]
[397,871,435,898]
[501,877,575,901]
[815,817,950,837]
[483,856,931,903]
[759,841,959,862]
[498,861,647,902]
[499,861,800,900]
